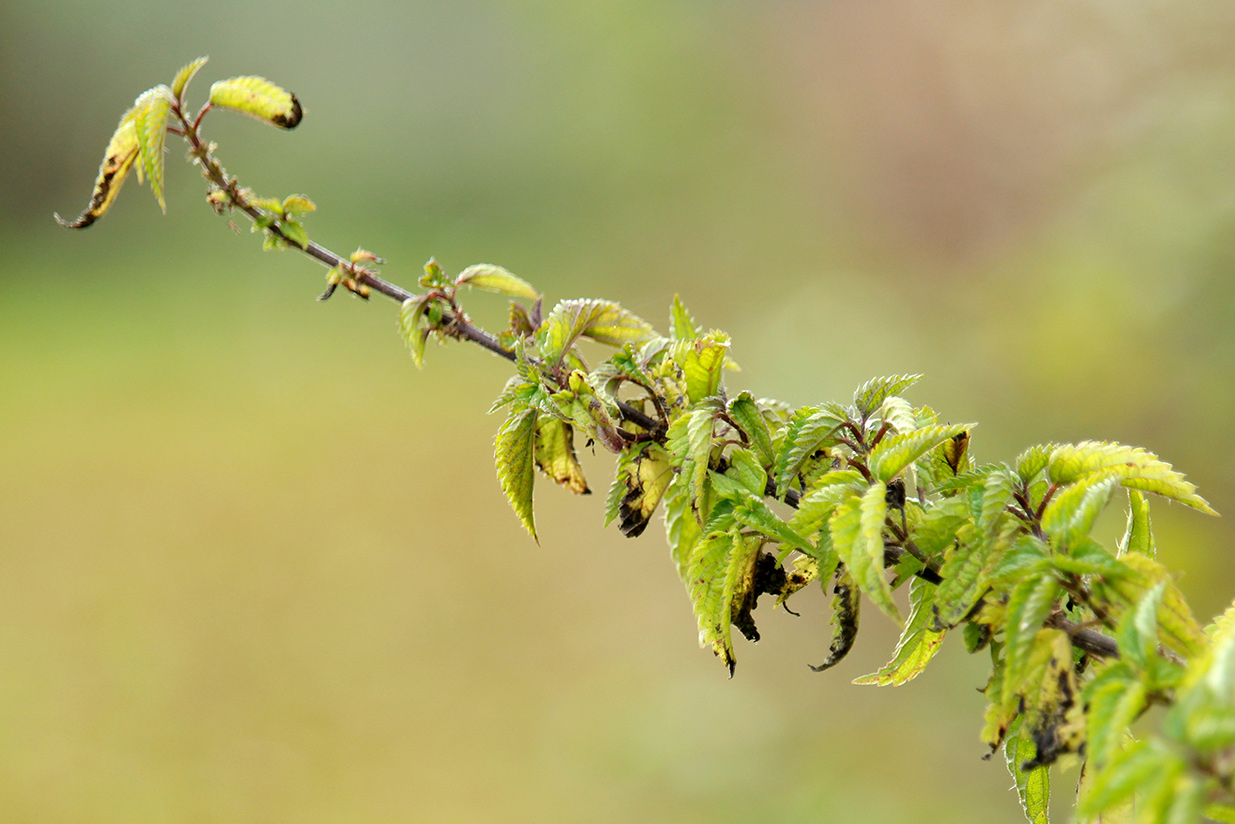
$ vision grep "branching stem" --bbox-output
[169,105,663,434]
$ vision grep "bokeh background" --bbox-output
[3,2,1235,822]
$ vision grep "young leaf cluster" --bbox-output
[59,61,1235,824]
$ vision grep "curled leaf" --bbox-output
[55,107,143,228]
[209,76,303,128]
[534,418,589,495]
[810,567,861,672]
[171,56,209,102]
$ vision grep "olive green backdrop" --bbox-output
[3,2,1234,822]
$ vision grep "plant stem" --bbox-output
[170,106,662,433]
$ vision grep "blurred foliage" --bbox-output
[5,1,1235,822]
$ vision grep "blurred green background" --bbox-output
[3,2,1235,821]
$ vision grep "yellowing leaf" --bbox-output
[455,263,540,301]
[1048,441,1217,515]
[281,194,316,216]
[209,75,303,128]
[495,406,539,542]
[534,417,588,495]
[689,530,761,676]
[55,106,143,228]
[605,444,673,537]
[171,56,208,102]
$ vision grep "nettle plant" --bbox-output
[59,59,1235,824]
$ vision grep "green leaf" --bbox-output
[1118,581,1166,670]
[455,264,539,301]
[986,534,1052,587]
[727,392,775,467]
[1004,719,1050,824]
[534,417,588,495]
[419,258,451,289]
[1040,471,1120,547]
[1048,441,1217,515]
[789,470,865,550]
[1079,739,1183,818]
[1003,574,1060,701]
[208,75,303,128]
[1083,661,1146,769]
[974,467,1016,531]
[689,530,761,676]
[832,484,899,622]
[854,577,946,686]
[1166,779,1207,824]
[665,405,717,518]
[810,567,860,672]
[930,528,987,630]
[1015,443,1058,484]
[663,472,704,580]
[869,423,972,483]
[537,299,656,363]
[398,297,433,368]
[1051,538,1133,579]
[674,332,730,404]
[1206,804,1235,824]
[278,218,309,249]
[131,86,174,213]
[875,395,917,435]
[932,473,1019,628]
[495,405,539,542]
[488,376,538,415]
[1110,553,1207,659]
[722,448,767,498]
[906,496,969,557]
[773,406,845,493]
[171,56,209,102]
[732,495,813,554]
[854,374,922,416]
[56,104,143,228]
[1119,489,1156,558]
[669,294,699,341]
[916,429,971,491]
